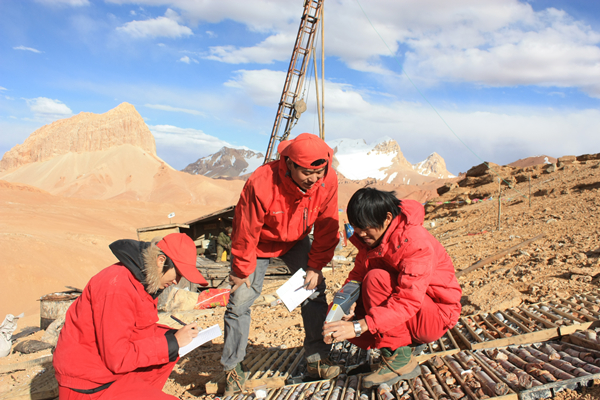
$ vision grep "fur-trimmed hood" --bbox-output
[108,239,163,298]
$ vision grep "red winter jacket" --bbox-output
[347,200,461,336]
[231,159,339,278]
[53,241,179,391]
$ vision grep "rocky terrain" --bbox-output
[427,154,600,313]
[1,154,600,400]
[1,103,599,399]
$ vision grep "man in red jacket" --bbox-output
[222,133,340,395]
[53,233,208,399]
[323,188,462,388]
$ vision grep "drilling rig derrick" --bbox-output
[263,0,324,164]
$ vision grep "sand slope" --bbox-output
[0,179,234,320]
[0,145,245,204]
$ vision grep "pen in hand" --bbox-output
[171,315,196,329]
[295,282,310,292]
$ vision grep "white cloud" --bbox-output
[13,46,42,53]
[116,9,193,39]
[206,32,294,64]
[34,0,90,6]
[178,55,198,64]
[110,0,600,96]
[206,31,216,38]
[225,69,286,106]
[25,97,73,120]
[0,87,7,91]
[226,68,600,173]
[130,10,136,16]
[144,104,204,116]
[149,124,232,156]
[107,0,301,32]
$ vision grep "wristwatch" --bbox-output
[352,320,362,337]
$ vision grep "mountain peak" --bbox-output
[182,146,264,178]
[414,153,455,178]
[0,102,155,172]
[327,137,454,183]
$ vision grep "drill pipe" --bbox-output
[413,377,434,400]
[327,374,347,400]
[377,383,395,400]
[342,376,358,400]
[444,356,488,399]
[422,365,447,398]
[476,353,519,390]
[513,348,575,380]
[524,346,590,377]
[538,344,561,360]
[557,351,600,374]
[455,352,508,396]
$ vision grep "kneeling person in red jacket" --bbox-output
[53,233,208,399]
[323,188,462,388]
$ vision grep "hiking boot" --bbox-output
[411,343,428,356]
[362,346,421,388]
[224,363,247,396]
[306,357,342,380]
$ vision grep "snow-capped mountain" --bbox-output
[182,147,263,178]
[182,137,454,184]
[329,137,455,185]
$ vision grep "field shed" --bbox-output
[183,205,235,241]
[136,206,236,256]
[136,223,191,242]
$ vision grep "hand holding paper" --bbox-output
[276,269,315,312]
[178,324,222,357]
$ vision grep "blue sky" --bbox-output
[1,0,600,174]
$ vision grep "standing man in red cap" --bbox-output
[222,133,340,394]
[53,233,208,399]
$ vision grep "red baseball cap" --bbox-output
[157,233,208,286]
[278,133,333,169]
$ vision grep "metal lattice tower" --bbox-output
[263,0,323,164]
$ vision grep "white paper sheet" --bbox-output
[275,268,315,312]
[178,324,222,357]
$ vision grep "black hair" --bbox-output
[161,253,176,274]
[347,187,401,229]
[291,158,327,169]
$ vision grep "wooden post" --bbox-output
[497,178,502,230]
[312,50,322,137]
[320,2,325,139]
[528,174,531,208]
[455,233,545,278]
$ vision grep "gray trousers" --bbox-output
[221,236,329,370]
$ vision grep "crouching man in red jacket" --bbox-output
[323,188,462,388]
[53,233,208,399]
